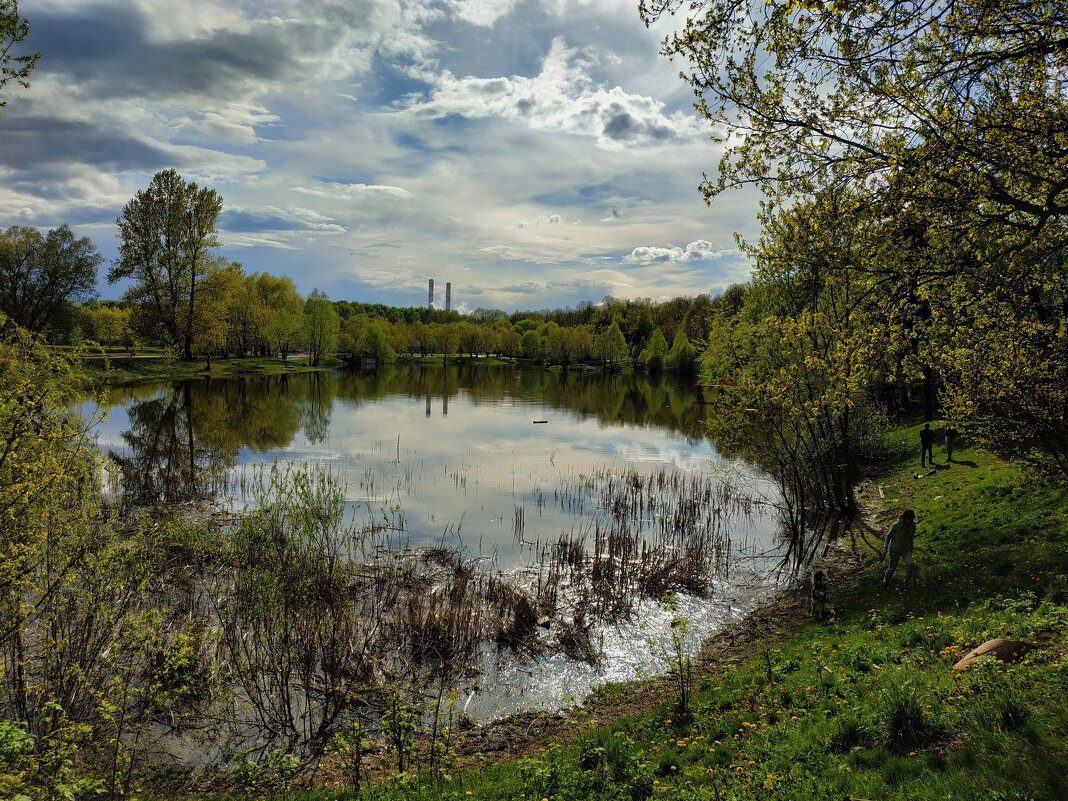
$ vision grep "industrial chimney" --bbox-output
[445,282,451,312]
[428,279,434,309]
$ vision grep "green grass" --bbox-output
[80,355,345,385]
[153,423,1068,801]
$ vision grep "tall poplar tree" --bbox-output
[110,169,223,359]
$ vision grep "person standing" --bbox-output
[883,510,918,588]
[920,423,935,467]
[944,425,958,462]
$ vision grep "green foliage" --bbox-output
[381,692,419,774]
[327,721,371,793]
[642,0,1068,476]
[701,192,888,518]
[110,169,224,360]
[520,330,545,362]
[0,224,101,334]
[304,289,340,366]
[0,706,100,801]
[0,2,37,112]
[233,749,301,799]
[595,321,628,368]
[637,328,668,373]
[665,329,696,376]
[359,320,397,363]
[641,0,1068,232]
[659,593,694,721]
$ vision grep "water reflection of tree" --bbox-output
[298,372,337,445]
[110,367,714,504]
[111,377,305,504]
[707,410,857,577]
[333,365,715,443]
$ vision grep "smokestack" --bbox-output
[428,279,434,309]
[445,282,451,312]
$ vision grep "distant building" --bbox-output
[445,282,451,312]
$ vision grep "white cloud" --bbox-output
[401,37,703,149]
[623,240,735,265]
[515,214,563,228]
[293,182,412,201]
[441,0,521,26]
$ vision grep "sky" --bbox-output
[0,0,761,312]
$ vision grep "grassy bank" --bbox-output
[80,355,346,385]
[149,422,1067,801]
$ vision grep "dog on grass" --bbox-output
[810,569,829,620]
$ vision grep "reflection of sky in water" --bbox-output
[91,370,790,719]
[93,380,778,567]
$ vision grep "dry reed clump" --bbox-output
[522,464,757,626]
[484,576,541,651]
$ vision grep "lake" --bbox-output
[91,364,790,720]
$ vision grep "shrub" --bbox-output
[879,685,946,753]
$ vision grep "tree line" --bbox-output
[0,167,722,374]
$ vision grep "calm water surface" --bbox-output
[92,364,788,718]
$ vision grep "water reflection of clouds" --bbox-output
[91,370,779,552]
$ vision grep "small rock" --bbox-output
[537,616,551,628]
[952,638,1032,670]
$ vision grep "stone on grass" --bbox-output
[952,638,1031,670]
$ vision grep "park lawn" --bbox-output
[157,424,1068,801]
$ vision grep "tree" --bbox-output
[110,169,223,359]
[639,328,669,373]
[497,327,521,358]
[667,328,697,375]
[303,289,340,366]
[0,225,100,334]
[641,0,1068,238]
[568,325,594,365]
[520,329,545,362]
[79,302,131,346]
[0,1,37,114]
[545,322,571,368]
[434,322,461,363]
[359,321,396,363]
[595,321,628,369]
[255,273,304,357]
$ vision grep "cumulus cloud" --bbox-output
[623,240,734,265]
[401,37,702,149]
